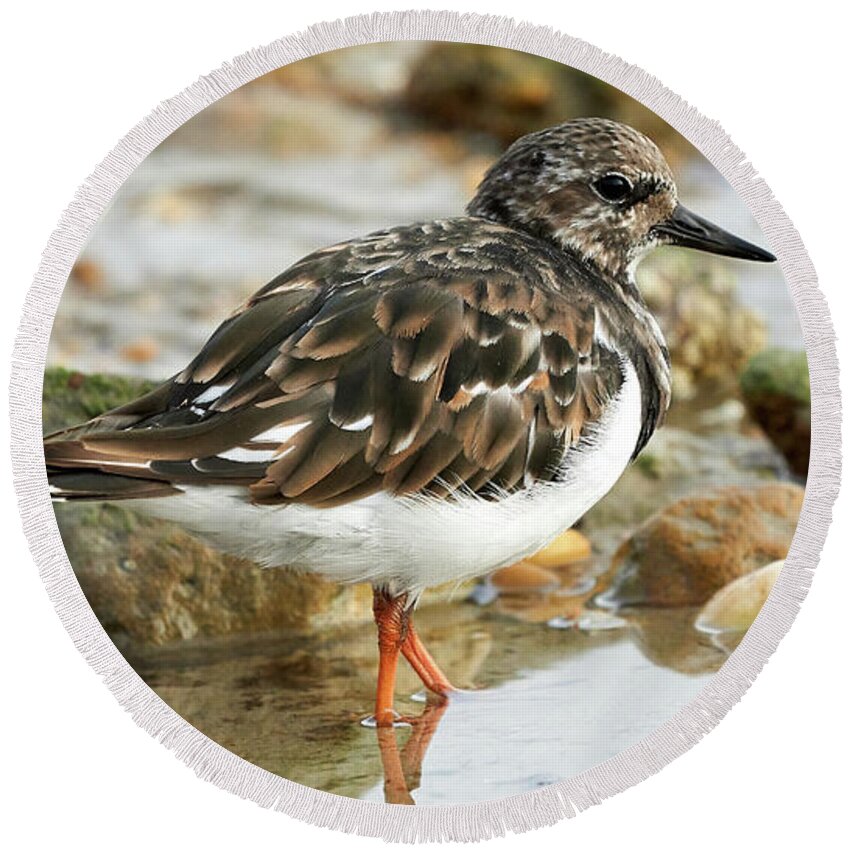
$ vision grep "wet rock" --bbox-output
[600,482,803,608]
[695,560,784,634]
[548,611,627,632]
[491,562,559,593]
[740,349,810,476]
[55,500,375,646]
[527,529,592,567]
[576,611,628,632]
[547,616,576,630]
[582,424,790,561]
[637,251,767,397]
[403,44,691,158]
[487,530,603,622]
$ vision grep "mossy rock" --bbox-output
[740,349,810,477]
[43,367,157,434]
[740,349,810,406]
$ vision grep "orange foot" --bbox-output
[369,588,457,727]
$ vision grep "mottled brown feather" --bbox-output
[46,216,648,506]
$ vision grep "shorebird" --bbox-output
[45,118,775,727]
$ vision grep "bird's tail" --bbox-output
[45,435,182,502]
[45,381,181,502]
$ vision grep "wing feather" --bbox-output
[45,218,630,505]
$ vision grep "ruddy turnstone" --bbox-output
[45,118,775,726]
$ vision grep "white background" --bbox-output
[1,1,846,847]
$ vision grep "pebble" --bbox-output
[468,582,499,607]
[491,561,559,593]
[576,611,628,632]
[547,611,627,632]
[121,337,161,364]
[695,560,784,634]
[527,530,591,568]
[70,258,106,293]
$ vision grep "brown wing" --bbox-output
[45,218,626,505]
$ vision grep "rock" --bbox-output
[527,529,592,567]
[120,337,160,364]
[582,424,791,561]
[576,611,628,632]
[403,44,693,158]
[740,349,810,476]
[54,500,375,647]
[600,482,803,608]
[547,616,576,630]
[488,532,601,621]
[43,368,158,433]
[695,560,784,634]
[547,610,627,632]
[637,251,767,396]
[70,258,106,293]
[491,562,560,593]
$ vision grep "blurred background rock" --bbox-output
[43,43,810,801]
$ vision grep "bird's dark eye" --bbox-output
[592,173,633,203]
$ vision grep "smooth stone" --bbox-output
[576,612,628,632]
[527,529,592,567]
[695,560,784,634]
[491,561,560,593]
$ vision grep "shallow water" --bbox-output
[129,602,730,803]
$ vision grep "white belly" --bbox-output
[136,359,642,594]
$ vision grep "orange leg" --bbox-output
[401,620,456,698]
[372,588,410,727]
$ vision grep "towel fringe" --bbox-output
[8,10,839,842]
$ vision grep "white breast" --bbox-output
[137,358,642,594]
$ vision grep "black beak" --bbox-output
[652,204,776,262]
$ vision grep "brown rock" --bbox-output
[601,482,803,608]
[491,561,559,593]
[70,258,106,293]
[527,529,592,567]
[55,501,374,647]
[53,497,469,649]
[120,337,160,364]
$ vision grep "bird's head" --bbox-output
[467,117,775,281]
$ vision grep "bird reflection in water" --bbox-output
[375,701,449,804]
